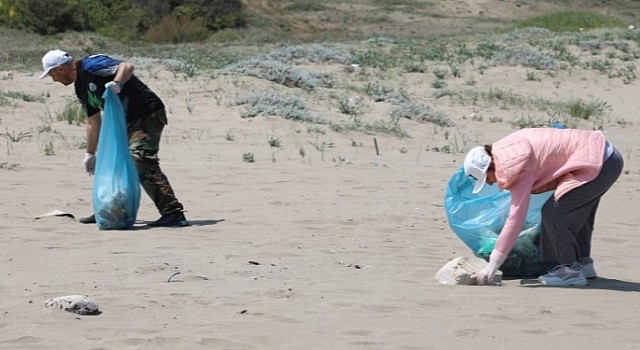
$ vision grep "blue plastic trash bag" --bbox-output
[92,89,140,230]
[444,167,553,277]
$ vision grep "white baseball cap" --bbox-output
[39,49,73,79]
[463,146,492,194]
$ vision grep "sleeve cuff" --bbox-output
[490,249,508,267]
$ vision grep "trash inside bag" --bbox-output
[444,167,552,277]
[92,89,140,230]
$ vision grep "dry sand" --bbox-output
[1,35,640,349]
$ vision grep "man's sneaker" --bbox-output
[147,212,189,227]
[539,264,587,287]
[582,262,597,279]
[79,214,96,224]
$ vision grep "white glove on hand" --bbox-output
[473,250,507,285]
[84,152,96,175]
[105,81,122,94]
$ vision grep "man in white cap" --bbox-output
[40,49,188,227]
[462,128,623,287]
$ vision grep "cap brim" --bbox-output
[38,68,53,80]
[38,56,71,80]
[471,173,487,194]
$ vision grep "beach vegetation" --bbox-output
[516,11,627,32]
[56,100,84,125]
[42,140,55,156]
[0,129,32,142]
[242,152,255,163]
[390,102,454,127]
[232,92,324,123]
[0,162,19,170]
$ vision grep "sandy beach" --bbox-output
[1,19,640,350]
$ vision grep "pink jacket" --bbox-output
[491,128,607,255]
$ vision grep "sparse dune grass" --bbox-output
[56,100,85,125]
[41,24,639,145]
[0,6,636,170]
[3,20,638,150]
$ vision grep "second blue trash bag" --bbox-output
[444,167,552,277]
[92,89,141,230]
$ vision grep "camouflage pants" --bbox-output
[128,110,184,216]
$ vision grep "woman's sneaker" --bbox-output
[582,262,597,279]
[539,264,587,286]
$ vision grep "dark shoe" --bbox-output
[147,212,189,227]
[79,214,96,224]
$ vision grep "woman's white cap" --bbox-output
[464,146,491,193]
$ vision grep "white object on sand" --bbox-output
[44,295,100,315]
[34,210,75,220]
[435,256,502,286]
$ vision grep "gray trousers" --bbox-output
[539,147,624,266]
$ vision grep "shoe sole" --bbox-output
[539,277,588,286]
[146,221,189,228]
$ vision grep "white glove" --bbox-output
[84,152,96,175]
[473,250,507,285]
[105,81,122,94]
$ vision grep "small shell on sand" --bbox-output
[43,295,101,315]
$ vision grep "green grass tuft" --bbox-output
[516,11,626,32]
